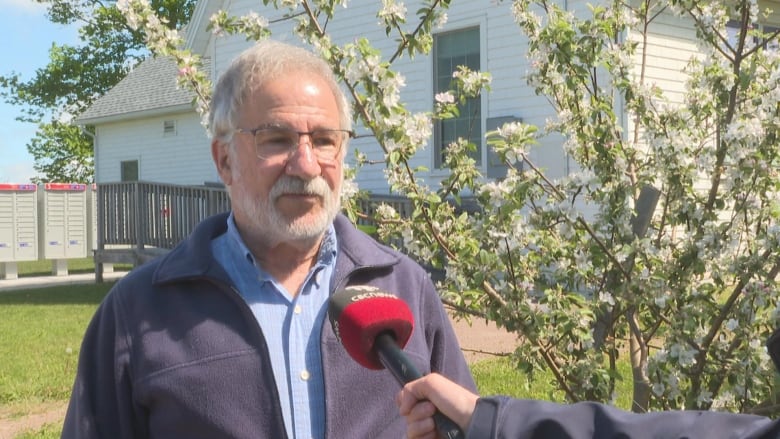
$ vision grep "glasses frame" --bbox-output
[235,126,355,162]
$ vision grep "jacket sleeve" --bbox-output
[467,396,780,439]
[61,284,142,439]
[418,275,477,393]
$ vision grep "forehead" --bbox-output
[241,71,340,125]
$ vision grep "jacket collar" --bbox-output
[152,212,401,287]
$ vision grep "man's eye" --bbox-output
[269,136,292,144]
[312,134,338,147]
[259,132,294,145]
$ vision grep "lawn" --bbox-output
[0,281,113,438]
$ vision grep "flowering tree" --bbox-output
[119,0,780,413]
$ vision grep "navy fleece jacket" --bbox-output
[62,213,475,438]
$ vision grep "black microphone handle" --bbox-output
[374,332,465,439]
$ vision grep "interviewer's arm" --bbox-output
[397,373,780,439]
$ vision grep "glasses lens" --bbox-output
[310,130,343,160]
[255,128,298,159]
[252,128,346,160]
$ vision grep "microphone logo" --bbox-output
[345,285,397,302]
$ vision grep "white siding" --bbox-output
[629,11,698,105]
[95,112,216,185]
[620,9,700,154]
[99,0,712,195]
[208,0,564,193]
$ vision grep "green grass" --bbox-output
[14,422,60,439]
[471,357,545,399]
[472,356,634,409]
[356,224,377,236]
[0,284,112,406]
[0,282,112,438]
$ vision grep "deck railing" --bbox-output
[94,181,473,281]
[97,181,231,250]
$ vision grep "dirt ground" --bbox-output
[0,401,67,439]
[0,313,516,438]
[448,311,518,363]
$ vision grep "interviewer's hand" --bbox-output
[395,373,479,439]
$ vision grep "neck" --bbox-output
[252,236,324,297]
[254,239,322,271]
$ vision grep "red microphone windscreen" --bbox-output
[328,285,414,370]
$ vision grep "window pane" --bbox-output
[121,160,139,182]
[434,26,481,168]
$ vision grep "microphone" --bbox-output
[328,285,465,439]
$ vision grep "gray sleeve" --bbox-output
[466,396,780,439]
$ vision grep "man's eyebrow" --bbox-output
[251,123,287,130]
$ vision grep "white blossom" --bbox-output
[404,113,433,147]
[452,69,491,96]
[435,91,455,104]
[375,203,398,220]
[696,390,713,408]
[654,293,669,309]
[378,0,407,23]
[280,0,301,8]
[670,343,697,367]
[599,292,615,306]
[340,175,358,201]
[711,391,735,410]
[434,12,448,29]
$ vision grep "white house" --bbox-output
[77,0,780,193]
[77,55,217,185]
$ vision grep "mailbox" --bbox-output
[38,183,88,260]
[0,183,38,262]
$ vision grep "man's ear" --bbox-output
[211,139,233,186]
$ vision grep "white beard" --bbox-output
[232,173,341,244]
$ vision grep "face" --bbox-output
[212,70,344,247]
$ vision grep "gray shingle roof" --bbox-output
[77,56,211,124]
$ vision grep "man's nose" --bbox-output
[284,140,322,178]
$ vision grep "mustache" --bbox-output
[270,176,330,200]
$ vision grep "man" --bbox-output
[62,40,475,438]
[396,373,780,439]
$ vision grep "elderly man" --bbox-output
[62,40,475,438]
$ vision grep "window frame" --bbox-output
[431,22,486,171]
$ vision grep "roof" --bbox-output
[76,55,211,125]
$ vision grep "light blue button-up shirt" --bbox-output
[211,213,336,439]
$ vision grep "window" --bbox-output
[726,20,779,50]
[163,120,177,136]
[433,27,482,168]
[121,160,139,182]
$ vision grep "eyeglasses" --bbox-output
[235,126,355,162]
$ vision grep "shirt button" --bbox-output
[315,271,322,284]
[300,370,310,381]
[294,305,302,314]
